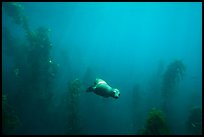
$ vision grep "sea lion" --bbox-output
[86,78,120,99]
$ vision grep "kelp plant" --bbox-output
[2,94,20,134]
[161,60,186,99]
[3,2,59,133]
[139,108,170,135]
[186,106,202,135]
[161,60,186,110]
[3,1,58,109]
[66,79,81,134]
[160,60,186,133]
[3,2,25,25]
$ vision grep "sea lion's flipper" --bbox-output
[87,78,106,92]
[86,86,95,92]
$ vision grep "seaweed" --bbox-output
[161,60,186,99]
[3,2,25,25]
[65,79,81,134]
[139,108,170,135]
[160,60,186,132]
[3,2,59,134]
[2,94,20,134]
[186,106,202,135]
[161,60,185,113]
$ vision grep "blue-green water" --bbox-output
[2,2,202,135]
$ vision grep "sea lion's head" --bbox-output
[112,88,120,99]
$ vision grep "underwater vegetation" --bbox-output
[161,60,186,99]
[3,2,25,25]
[139,108,170,135]
[186,106,202,135]
[160,60,186,132]
[3,2,30,35]
[161,60,186,113]
[65,79,81,134]
[2,94,20,134]
[2,2,201,135]
[2,2,59,134]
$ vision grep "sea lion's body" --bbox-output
[87,79,120,99]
